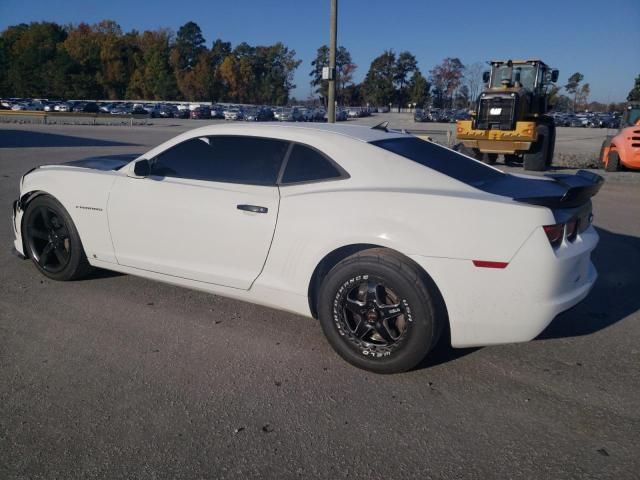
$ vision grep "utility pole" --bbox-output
[327,0,338,123]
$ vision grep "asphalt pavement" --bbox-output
[1,123,639,479]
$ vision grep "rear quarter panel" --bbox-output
[257,175,555,300]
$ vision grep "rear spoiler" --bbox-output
[515,170,604,209]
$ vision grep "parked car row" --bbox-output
[0,98,374,122]
[346,107,375,118]
[414,108,471,123]
[551,112,621,128]
[0,98,103,113]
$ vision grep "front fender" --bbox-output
[18,168,120,264]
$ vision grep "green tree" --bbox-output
[408,70,429,107]
[0,37,8,96]
[362,50,396,107]
[127,29,177,100]
[628,74,640,102]
[454,85,470,109]
[172,21,205,71]
[309,45,355,105]
[342,83,362,106]
[257,42,301,105]
[4,22,68,98]
[94,21,132,99]
[209,39,231,100]
[576,83,590,110]
[429,57,465,108]
[218,55,239,101]
[62,23,103,98]
[394,51,418,111]
[171,21,206,99]
[0,20,303,104]
[564,72,584,111]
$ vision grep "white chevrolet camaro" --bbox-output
[11,123,603,373]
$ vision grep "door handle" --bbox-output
[237,204,268,214]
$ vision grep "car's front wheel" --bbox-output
[22,194,93,281]
[318,248,443,373]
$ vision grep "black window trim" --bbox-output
[276,141,350,186]
[147,134,350,187]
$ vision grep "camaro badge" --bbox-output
[76,205,103,212]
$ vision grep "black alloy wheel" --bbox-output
[22,195,93,281]
[318,248,442,373]
[26,205,71,273]
[337,276,411,355]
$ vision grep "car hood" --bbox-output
[62,154,138,171]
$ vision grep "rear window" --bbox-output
[370,137,503,187]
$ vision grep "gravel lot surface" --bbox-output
[1,124,639,479]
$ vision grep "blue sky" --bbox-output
[1,0,639,102]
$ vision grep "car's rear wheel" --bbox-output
[22,195,93,281]
[605,150,621,172]
[317,248,442,374]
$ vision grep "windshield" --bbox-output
[624,107,640,127]
[491,64,537,91]
[370,137,503,187]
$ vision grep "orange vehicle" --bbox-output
[599,103,640,171]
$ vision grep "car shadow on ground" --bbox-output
[417,333,480,370]
[0,130,139,148]
[82,268,124,281]
[538,226,640,340]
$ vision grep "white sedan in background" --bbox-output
[11,123,602,373]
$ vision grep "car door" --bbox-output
[107,135,289,290]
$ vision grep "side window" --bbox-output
[150,136,289,186]
[151,137,212,178]
[280,144,343,184]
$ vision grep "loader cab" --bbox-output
[621,103,640,128]
[486,60,558,95]
[477,60,559,124]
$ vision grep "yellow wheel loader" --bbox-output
[456,60,559,171]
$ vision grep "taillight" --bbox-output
[543,224,564,248]
[543,218,580,248]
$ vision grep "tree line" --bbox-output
[0,20,494,108]
[310,48,475,110]
[0,20,301,105]
[1,20,637,110]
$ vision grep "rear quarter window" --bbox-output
[370,137,503,187]
[280,144,344,184]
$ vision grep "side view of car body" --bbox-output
[12,124,602,373]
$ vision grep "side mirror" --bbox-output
[551,69,559,83]
[133,159,150,177]
[482,71,490,83]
